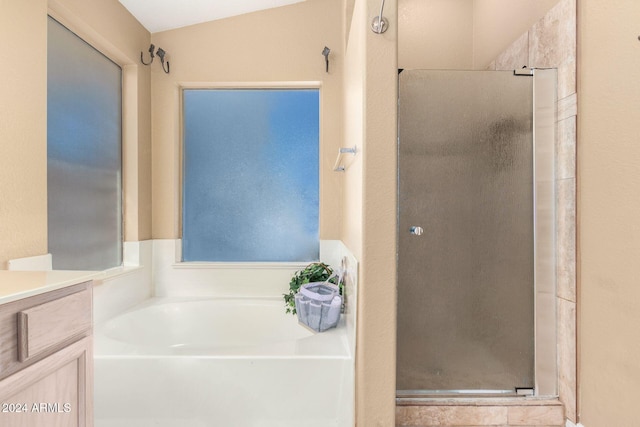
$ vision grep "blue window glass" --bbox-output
[182,89,320,262]
[47,17,122,270]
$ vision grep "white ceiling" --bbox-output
[119,0,307,33]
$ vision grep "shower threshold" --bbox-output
[396,389,529,400]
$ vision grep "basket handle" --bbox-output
[299,283,339,302]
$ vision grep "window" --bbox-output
[182,89,320,262]
[47,17,122,270]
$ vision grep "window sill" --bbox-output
[171,262,312,270]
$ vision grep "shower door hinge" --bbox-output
[514,67,534,76]
[515,387,534,396]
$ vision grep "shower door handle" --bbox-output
[409,226,424,236]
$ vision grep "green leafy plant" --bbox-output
[284,262,341,315]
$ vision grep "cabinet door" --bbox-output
[0,337,92,427]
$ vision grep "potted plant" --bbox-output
[283,262,342,315]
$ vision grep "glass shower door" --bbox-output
[397,70,535,395]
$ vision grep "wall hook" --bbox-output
[156,47,170,74]
[371,0,389,34]
[322,46,330,73]
[141,44,170,73]
[140,44,155,65]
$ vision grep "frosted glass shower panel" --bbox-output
[397,70,535,394]
[47,17,122,271]
[182,89,320,262]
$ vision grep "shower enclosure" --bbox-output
[396,69,556,397]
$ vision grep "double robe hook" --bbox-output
[141,44,170,74]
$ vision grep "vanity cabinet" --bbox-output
[0,281,93,427]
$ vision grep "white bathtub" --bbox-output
[94,297,353,427]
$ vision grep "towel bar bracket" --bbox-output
[333,146,357,172]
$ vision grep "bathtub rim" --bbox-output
[94,296,352,360]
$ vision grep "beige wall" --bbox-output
[399,0,473,69]
[0,0,48,268]
[0,0,151,267]
[343,5,367,420]
[343,0,398,424]
[342,0,365,259]
[150,0,344,240]
[577,0,640,425]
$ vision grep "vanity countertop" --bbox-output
[0,270,98,305]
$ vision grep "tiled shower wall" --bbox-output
[488,0,578,422]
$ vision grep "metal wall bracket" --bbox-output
[515,388,535,396]
[514,67,534,76]
[333,146,357,172]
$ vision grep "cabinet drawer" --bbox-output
[17,289,92,363]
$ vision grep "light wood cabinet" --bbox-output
[0,282,93,427]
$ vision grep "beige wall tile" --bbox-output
[396,406,508,426]
[558,298,577,422]
[556,178,576,302]
[557,58,577,99]
[495,31,529,70]
[397,425,512,427]
[558,94,577,121]
[557,116,576,180]
[507,405,564,425]
[397,402,566,426]
[528,0,576,98]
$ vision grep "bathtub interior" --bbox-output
[93,239,357,427]
[99,298,315,350]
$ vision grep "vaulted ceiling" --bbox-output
[119,0,307,33]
